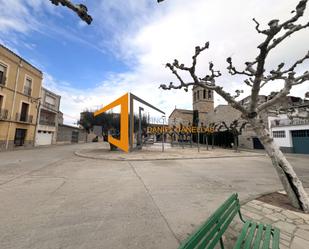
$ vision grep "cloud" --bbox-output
[1,0,308,125]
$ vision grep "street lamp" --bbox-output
[197,118,200,152]
[138,107,144,149]
[161,115,166,152]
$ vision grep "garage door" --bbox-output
[36,131,53,146]
[292,130,309,154]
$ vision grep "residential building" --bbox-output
[0,45,42,150]
[269,108,309,154]
[35,88,61,146]
[56,124,87,144]
[204,95,309,152]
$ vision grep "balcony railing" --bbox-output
[23,86,32,96]
[42,102,57,111]
[0,109,8,120]
[39,120,56,126]
[16,113,33,123]
[271,118,309,127]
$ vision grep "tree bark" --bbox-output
[250,118,309,212]
[234,135,238,152]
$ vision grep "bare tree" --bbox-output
[50,0,93,24]
[159,1,309,211]
[220,120,248,152]
[49,0,164,24]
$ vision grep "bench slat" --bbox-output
[233,221,251,249]
[205,207,240,249]
[179,194,239,249]
[253,223,264,249]
[197,201,239,248]
[262,225,272,249]
[179,193,281,249]
[244,222,257,249]
[272,228,280,249]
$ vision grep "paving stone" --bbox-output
[291,236,309,249]
[283,210,303,220]
[294,218,305,225]
[251,200,265,205]
[243,205,265,216]
[261,207,274,215]
[273,212,288,221]
[262,203,283,212]
[260,218,273,224]
[280,231,292,241]
[292,212,309,221]
[246,202,263,211]
[241,210,263,221]
[296,224,309,231]
[265,214,280,222]
[295,228,309,241]
[279,244,289,249]
[280,239,290,246]
[273,221,296,233]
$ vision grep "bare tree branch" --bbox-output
[249,0,308,114]
[226,57,254,76]
[158,0,309,213]
[50,0,92,24]
[159,42,248,114]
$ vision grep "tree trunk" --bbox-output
[233,135,238,152]
[250,118,309,212]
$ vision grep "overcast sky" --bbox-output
[0,0,308,125]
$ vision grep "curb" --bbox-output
[74,150,266,161]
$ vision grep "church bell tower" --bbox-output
[192,86,214,125]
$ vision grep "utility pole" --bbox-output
[138,107,144,149]
[161,115,166,152]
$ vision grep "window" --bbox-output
[292,130,309,137]
[208,90,212,99]
[0,95,3,109]
[203,89,206,99]
[273,130,286,138]
[194,92,196,101]
[20,102,29,122]
[0,95,8,120]
[45,95,56,106]
[0,63,7,85]
[197,91,199,100]
[24,77,32,96]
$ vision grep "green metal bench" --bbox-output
[178,193,280,249]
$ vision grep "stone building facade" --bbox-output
[168,87,214,126]
[167,85,308,150]
[168,109,193,126]
[56,124,87,144]
[192,86,214,124]
[0,45,42,150]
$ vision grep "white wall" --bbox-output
[270,123,309,148]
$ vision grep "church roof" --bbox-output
[168,108,193,118]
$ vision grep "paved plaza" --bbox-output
[0,143,309,249]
